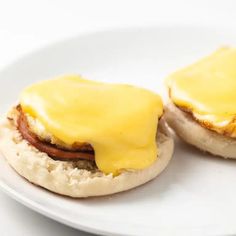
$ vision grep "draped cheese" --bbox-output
[20,75,163,174]
[167,47,236,137]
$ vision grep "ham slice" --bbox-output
[17,109,95,161]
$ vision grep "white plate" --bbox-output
[1,26,236,236]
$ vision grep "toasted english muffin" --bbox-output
[164,102,236,158]
[0,75,174,197]
[0,107,173,197]
[165,47,236,158]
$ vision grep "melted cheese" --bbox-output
[20,75,163,174]
[167,47,236,137]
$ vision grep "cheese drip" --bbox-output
[20,75,163,174]
[167,47,236,137]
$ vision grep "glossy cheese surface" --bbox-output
[167,47,236,137]
[20,75,163,174]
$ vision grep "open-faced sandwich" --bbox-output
[0,75,173,197]
[164,47,236,158]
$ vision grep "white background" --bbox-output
[0,0,235,235]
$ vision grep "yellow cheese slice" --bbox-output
[20,75,163,174]
[167,47,236,137]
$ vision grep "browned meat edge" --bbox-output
[17,107,95,161]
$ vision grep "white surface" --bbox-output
[1,26,236,236]
[0,1,236,235]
